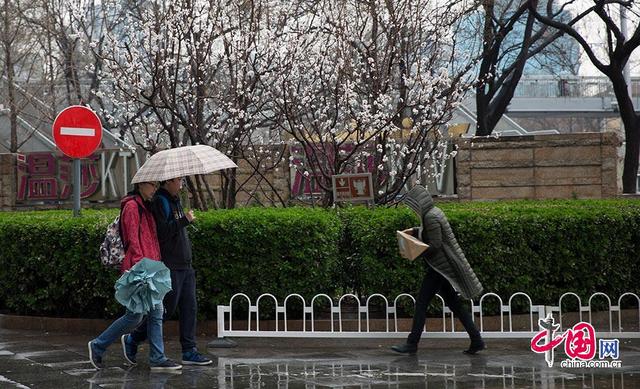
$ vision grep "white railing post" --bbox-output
[588,292,612,332]
[508,292,533,332]
[618,293,640,333]
[217,305,226,338]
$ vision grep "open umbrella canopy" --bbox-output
[131,145,237,184]
[114,258,172,314]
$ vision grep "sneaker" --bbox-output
[391,343,418,354]
[182,350,213,366]
[150,359,182,372]
[120,334,137,365]
[87,341,104,370]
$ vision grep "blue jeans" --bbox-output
[91,303,167,365]
[131,269,198,353]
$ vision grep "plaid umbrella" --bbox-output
[131,145,237,184]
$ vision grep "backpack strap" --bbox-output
[136,203,143,247]
[158,193,172,222]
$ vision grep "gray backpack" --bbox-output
[99,200,142,268]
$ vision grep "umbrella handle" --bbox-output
[180,187,191,210]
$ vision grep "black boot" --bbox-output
[463,337,485,355]
[391,343,418,354]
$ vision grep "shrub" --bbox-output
[191,207,342,319]
[0,210,121,318]
[0,199,637,319]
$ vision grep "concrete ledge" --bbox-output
[0,313,217,336]
[0,314,499,335]
[2,309,636,335]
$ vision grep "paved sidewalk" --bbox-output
[0,328,639,388]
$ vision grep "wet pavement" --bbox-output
[0,328,639,388]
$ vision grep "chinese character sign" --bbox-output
[17,152,100,201]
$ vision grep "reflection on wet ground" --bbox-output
[0,329,639,388]
[214,355,640,388]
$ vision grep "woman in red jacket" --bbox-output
[88,182,181,371]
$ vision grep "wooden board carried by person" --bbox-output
[396,230,429,260]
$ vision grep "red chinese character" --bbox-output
[28,178,58,199]
[28,153,56,175]
[59,158,71,199]
[20,153,59,200]
[80,159,99,198]
[564,322,596,360]
[17,155,27,201]
[59,155,100,199]
[530,330,565,353]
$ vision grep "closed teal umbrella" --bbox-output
[114,258,172,314]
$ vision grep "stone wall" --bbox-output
[0,154,17,208]
[455,133,622,200]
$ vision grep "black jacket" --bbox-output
[151,187,192,270]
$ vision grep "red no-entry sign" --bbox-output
[52,105,103,158]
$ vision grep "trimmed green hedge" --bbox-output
[0,200,638,319]
[0,208,341,319]
[335,206,419,297]
[338,200,640,311]
[447,200,640,304]
[0,210,120,318]
[191,208,341,318]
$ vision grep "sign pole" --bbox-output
[73,159,81,217]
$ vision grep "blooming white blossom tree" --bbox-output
[72,0,476,207]
[266,0,476,205]
[85,0,290,208]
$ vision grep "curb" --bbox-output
[0,313,218,336]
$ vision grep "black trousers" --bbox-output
[408,267,481,345]
[131,268,198,352]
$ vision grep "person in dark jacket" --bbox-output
[123,177,212,366]
[88,182,182,371]
[391,185,485,355]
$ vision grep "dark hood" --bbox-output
[402,185,434,217]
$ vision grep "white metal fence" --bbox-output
[217,292,640,339]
